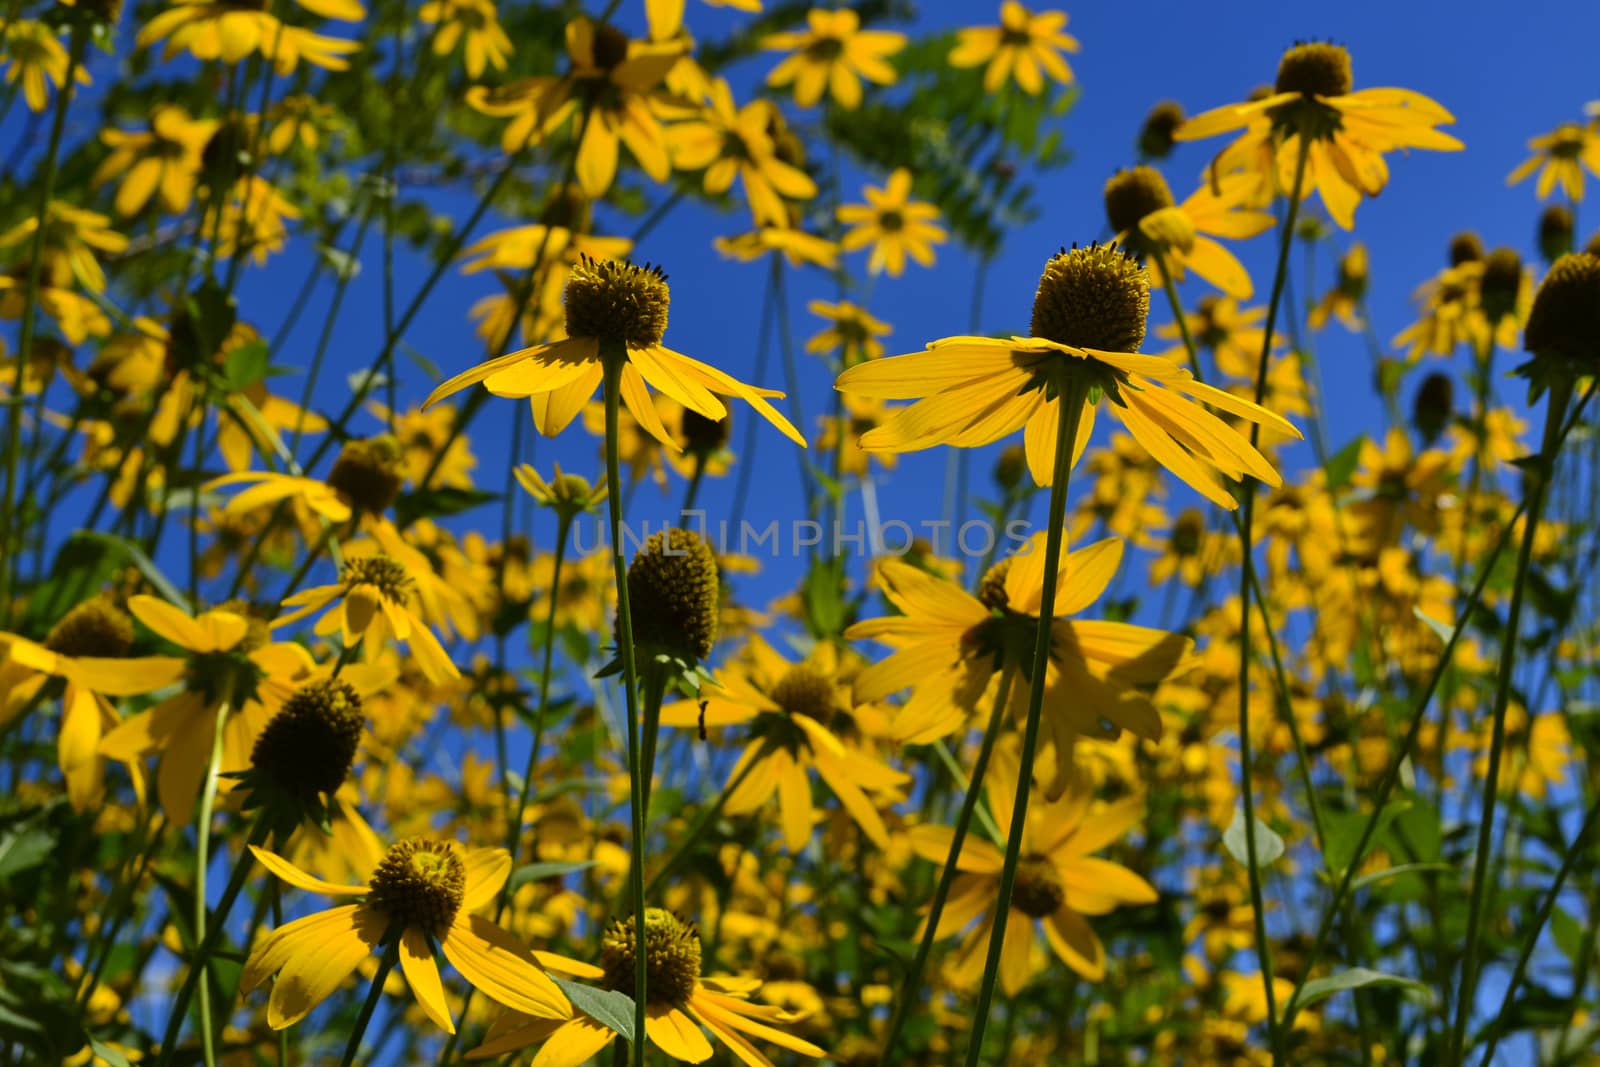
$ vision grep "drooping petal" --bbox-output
[441,914,570,1019]
[250,845,368,896]
[400,927,456,1033]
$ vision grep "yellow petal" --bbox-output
[441,914,570,1018]
[268,904,387,1028]
[645,1002,713,1062]
[461,847,512,912]
[250,845,368,896]
[401,927,456,1033]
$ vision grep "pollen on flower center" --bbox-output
[1010,854,1066,917]
[600,908,702,1005]
[1103,166,1176,236]
[249,679,364,801]
[367,838,467,935]
[1523,252,1600,365]
[564,256,670,347]
[341,555,414,603]
[624,527,719,662]
[1030,243,1150,354]
[770,665,835,724]
[978,557,1013,611]
[45,596,134,659]
[1274,41,1352,98]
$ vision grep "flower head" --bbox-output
[425,256,805,449]
[837,244,1301,507]
[762,7,905,110]
[949,2,1079,95]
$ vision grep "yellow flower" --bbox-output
[948,2,1079,95]
[1507,122,1600,201]
[1176,42,1463,229]
[659,637,909,852]
[276,554,461,684]
[242,838,570,1031]
[137,0,360,72]
[666,78,818,227]
[1308,242,1368,331]
[366,401,479,490]
[910,743,1157,990]
[202,175,301,265]
[97,596,313,826]
[713,224,839,269]
[1155,295,1276,378]
[93,106,217,217]
[849,536,1188,796]
[2,20,91,112]
[836,168,947,277]
[762,7,905,110]
[645,0,762,40]
[835,245,1299,508]
[468,908,827,1065]
[0,597,185,810]
[1104,166,1273,299]
[467,19,682,197]
[419,0,512,79]
[425,257,805,449]
[806,299,891,366]
[0,201,127,293]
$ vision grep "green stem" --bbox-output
[339,939,398,1067]
[1,24,85,626]
[1278,378,1596,1035]
[1239,134,1311,1067]
[884,665,1014,1062]
[963,376,1087,1066]
[155,814,272,1067]
[601,344,648,1067]
[1451,375,1573,1065]
[643,741,769,900]
[1475,792,1600,1066]
[192,698,234,1067]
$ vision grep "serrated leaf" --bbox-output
[1223,808,1284,869]
[1295,967,1434,1010]
[551,977,635,1042]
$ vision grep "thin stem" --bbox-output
[1278,383,1596,1037]
[643,746,768,901]
[1475,792,1600,1067]
[155,814,272,1067]
[1,24,85,626]
[339,939,399,1067]
[192,698,234,1067]
[1239,134,1311,1067]
[963,376,1086,1066]
[1451,375,1573,1065]
[601,345,648,1067]
[883,665,1014,1062]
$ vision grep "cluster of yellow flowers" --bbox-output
[3,2,1600,1066]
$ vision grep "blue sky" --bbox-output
[209,0,1600,616]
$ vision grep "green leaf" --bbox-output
[394,486,498,526]
[1324,801,1411,876]
[507,860,596,892]
[1223,809,1284,869]
[0,825,54,882]
[551,977,635,1042]
[78,532,191,612]
[1324,435,1365,493]
[1412,605,1455,645]
[88,1038,136,1067]
[1295,967,1435,1010]
[1350,862,1453,892]
[223,340,270,390]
